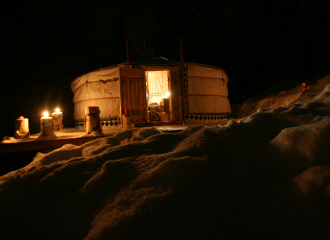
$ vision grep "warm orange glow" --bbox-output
[43,112,49,117]
[163,91,170,99]
[91,104,94,107]
[52,108,62,115]
[19,116,24,119]
[146,71,169,104]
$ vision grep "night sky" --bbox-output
[0,0,329,138]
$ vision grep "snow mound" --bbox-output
[78,130,105,138]
[232,73,330,118]
[36,126,57,140]
[1,84,330,239]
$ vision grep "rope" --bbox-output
[227,78,258,113]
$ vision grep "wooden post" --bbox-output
[144,36,147,59]
[180,36,186,123]
[126,36,130,68]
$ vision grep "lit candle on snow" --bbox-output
[86,105,99,115]
[52,108,63,131]
[40,111,52,132]
[87,105,99,116]
[53,108,62,114]
[42,111,52,119]
[14,116,30,138]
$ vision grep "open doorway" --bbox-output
[146,71,170,122]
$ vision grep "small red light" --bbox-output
[19,116,24,119]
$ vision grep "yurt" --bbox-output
[71,59,231,127]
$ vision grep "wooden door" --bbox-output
[119,67,147,123]
[169,70,182,121]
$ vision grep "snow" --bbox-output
[36,127,57,140]
[1,125,187,143]
[1,75,330,239]
[232,73,330,118]
[78,130,105,138]
[1,128,123,143]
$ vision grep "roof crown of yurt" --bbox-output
[70,37,231,128]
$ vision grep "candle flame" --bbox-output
[91,104,94,107]
[43,112,49,117]
[55,108,60,113]
[19,116,24,119]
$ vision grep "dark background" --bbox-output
[0,0,329,139]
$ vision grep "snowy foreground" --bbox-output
[1,80,330,239]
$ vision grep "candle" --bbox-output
[40,111,52,132]
[53,108,62,114]
[14,116,30,138]
[85,105,102,134]
[42,112,51,119]
[163,91,170,99]
[52,108,63,131]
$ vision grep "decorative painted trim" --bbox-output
[75,118,121,128]
[75,120,85,128]
[184,65,188,113]
[184,114,228,121]
[100,119,121,127]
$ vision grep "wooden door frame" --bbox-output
[119,67,183,125]
[146,69,183,123]
[119,67,147,124]
[168,69,183,122]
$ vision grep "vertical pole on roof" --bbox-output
[180,36,186,124]
[126,36,130,68]
[144,36,147,59]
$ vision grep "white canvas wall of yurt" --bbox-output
[184,63,231,123]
